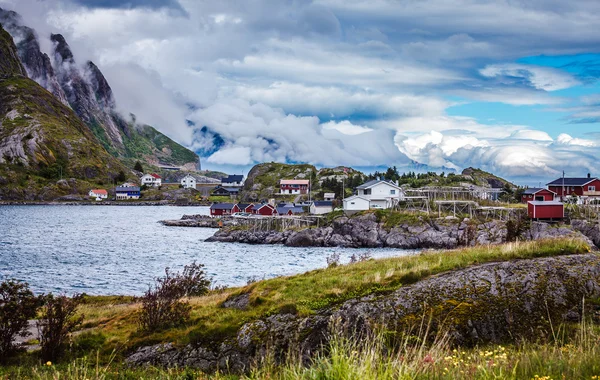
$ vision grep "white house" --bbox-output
[222,174,244,187]
[343,195,371,211]
[343,179,404,211]
[88,189,108,200]
[323,192,335,201]
[141,173,162,187]
[310,201,333,215]
[180,174,197,189]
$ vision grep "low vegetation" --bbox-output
[0,238,596,378]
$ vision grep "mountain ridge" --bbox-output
[0,7,199,170]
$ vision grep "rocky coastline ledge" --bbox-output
[194,213,600,250]
[127,253,600,372]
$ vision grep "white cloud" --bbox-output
[480,63,580,91]
[555,133,596,147]
[509,129,554,141]
[321,120,372,135]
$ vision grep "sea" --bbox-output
[0,205,416,295]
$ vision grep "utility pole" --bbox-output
[562,170,565,201]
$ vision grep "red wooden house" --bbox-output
[547,176,600,199]
[280,179,309,195]
[253,204,277,216]
[236,203,255,213]
[521,188,556,203]
[527,201,564,220]
[210,203,237,216]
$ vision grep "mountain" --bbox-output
[0,8,199,170]
[461,167,515,189]
[0,25,130,200]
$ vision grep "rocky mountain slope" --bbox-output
[0,25,129,200]
[0,7,198,169]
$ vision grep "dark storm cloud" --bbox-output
[71,0,183,11]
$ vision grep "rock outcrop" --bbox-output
[127,253,600,373]
[206,214,593,249]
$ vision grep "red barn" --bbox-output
[521,188,556,203]
[253,204,277,216]
[527,201,564,220]
[547,176,600,199]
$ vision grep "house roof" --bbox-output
[212,186,240,193]
[116,186,140,192]
[256,203,275,210]
[280,179,309,185]
[90,189,108,195]
[343,195,370,202]
[222,174,243,183]
[210,203,235,210]
[356,179,401,190]
[237,203,252,210]
[180,174,197,180]
[312,201,333,207]
[528,201,564,206]
[522,188,556,195]
[546,177,597,186]
[276,206,304,214]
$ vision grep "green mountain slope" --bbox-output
[0,26,129,200]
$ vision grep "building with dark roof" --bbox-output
[546,175,600,199]
[115,187,140,200]
[210,203,236,216]
[521,188,556,203]
[211,186,240,196]
[222,175,244,186]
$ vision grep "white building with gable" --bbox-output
[180,174,197,189]
[343,179,404,211]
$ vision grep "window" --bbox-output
[363,189,372,195]
[351,202,355,205]
[590,186,596,191]
[390,190,396,195]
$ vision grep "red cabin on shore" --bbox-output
[527,201,564,220]
[210,203,238,216]
[521,188,556,203]
[253,204,277,216]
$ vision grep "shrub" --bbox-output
[0,280,41,360]
[133,161,144,172]
[37,294,84,362]
[326,252,341,267]
[138,262,211,332]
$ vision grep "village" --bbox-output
[87,169,600,222]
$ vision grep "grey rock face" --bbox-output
[127,254,600,372]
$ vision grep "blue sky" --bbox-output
[2,0,600,183]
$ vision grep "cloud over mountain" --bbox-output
[2,0,600,181]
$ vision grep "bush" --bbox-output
[133,161,144,172]
[37,294,84,362]
[0,280,41,360]
[138,262,211,332]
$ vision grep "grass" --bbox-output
[24,238,591,357]
[0,238,596,378]
[3,317,600,379]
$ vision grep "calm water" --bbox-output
[0,206,415,295]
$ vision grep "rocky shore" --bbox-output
[127,253,600,372]
[161,215,239,228]
[205,213,599,249]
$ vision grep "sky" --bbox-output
[2,0,600,184]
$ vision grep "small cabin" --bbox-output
[521,188,556,203]
[527,201,564,220]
